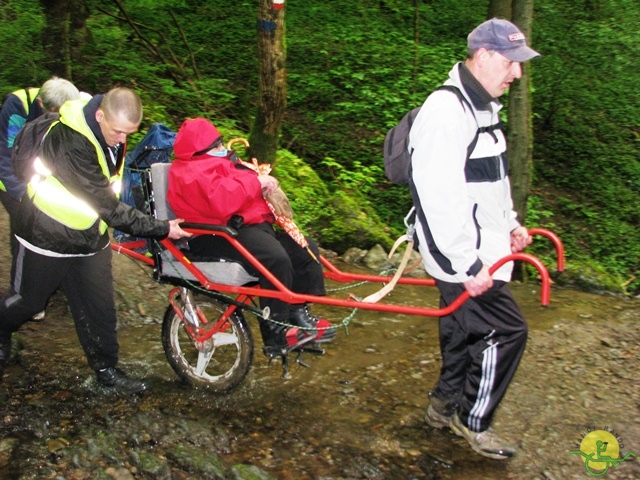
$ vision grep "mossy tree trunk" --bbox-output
[507,0,535,226]
[250,0,287,164]
[488,0,535,281]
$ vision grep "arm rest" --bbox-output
[180,222,239,237]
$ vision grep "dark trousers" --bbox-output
[0,190,19,256]
[433,280,527,432]
[0,243,119,371]
[188,222,326,321]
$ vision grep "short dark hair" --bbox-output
[101,87,142,124]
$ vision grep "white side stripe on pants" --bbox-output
[468,340,498,431]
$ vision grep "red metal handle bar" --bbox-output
[158,230,550,316]
[320,255,437,286]
[109,225,555,317]
[111,227,563,278]
[528,227,564,272]
[111,240,154,266]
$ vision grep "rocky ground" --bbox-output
[0,210,639,479]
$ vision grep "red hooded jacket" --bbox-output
[167,118,273,226]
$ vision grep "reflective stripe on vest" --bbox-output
[26,99,122,233]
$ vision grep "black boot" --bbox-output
[259,317,318,375]
[289,305,337,343]
[96,367,147,395]
[259,319,309,354]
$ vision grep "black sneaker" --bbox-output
[96,367,147,395]
[289,305,337,343]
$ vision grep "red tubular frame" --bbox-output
[111,240,154,266]
[111,226,564,317]
[527,228,565,272]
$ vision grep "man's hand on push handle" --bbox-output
[167,218,192,240]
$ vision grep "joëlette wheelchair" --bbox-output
[111,163,564,392]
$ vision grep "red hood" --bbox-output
[173,117,221,160]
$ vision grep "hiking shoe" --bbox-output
[425,393,451,429]
[289,305,337,343]
[450,412,516,460]
[96,367,147,395]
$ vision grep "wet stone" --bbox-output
[104,467,135,480]
[227,464,278,480]
[129,450,171,477]
[165,445,227,479]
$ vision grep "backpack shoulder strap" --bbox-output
[434,85,481,159]
[435,85,473,114]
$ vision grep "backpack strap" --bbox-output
[435,85,482,160]
[407,84,484,261]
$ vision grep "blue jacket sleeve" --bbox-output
[0,94,28,200]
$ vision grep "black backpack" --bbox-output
[11,111,59,183]
[385,85,505,251]
[383,85,473,185]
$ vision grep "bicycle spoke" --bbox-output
[195,348,214,376]
[212,332,239,347]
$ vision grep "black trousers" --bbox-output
[433,279,528,432]
[188,222,326,321]
[0,243,119,371]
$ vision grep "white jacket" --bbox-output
[408,63,520,283]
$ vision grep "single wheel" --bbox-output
[161,294,254,392]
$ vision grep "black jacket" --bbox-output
[16,95,169,255]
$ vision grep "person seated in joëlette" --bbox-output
[167,117,336,356]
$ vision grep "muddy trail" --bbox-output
[0,206,639,479]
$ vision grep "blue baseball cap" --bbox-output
[468,18,540,62]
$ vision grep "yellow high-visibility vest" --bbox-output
[14,88,40,115]
[26,99,122,233]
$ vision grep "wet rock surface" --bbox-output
[1,213,639,479]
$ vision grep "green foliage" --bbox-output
[320,157,382,197]
[0,0,46,87]
[268,149,331,236]
[531,0,640,290]
[315,189,396,252]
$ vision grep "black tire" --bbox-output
[161,294,254,392]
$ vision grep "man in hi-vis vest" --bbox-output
[0,88,191,394]
[2,78,81,258]
[0,86,42,218]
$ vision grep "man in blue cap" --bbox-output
[408,18,540,459]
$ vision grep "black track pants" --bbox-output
[433,279,527,432]
[0,243,119,370]
[188,222,326,320]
